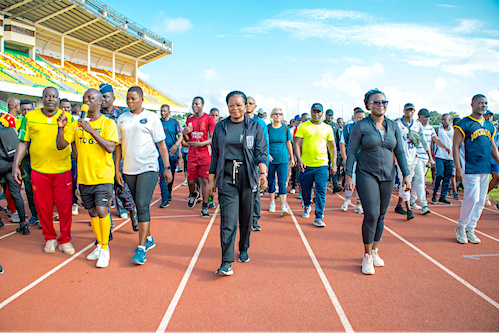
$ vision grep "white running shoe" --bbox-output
[269,201,276,212]
[341,199,350,212]
[371,248,385,267]
[410,202,422,210]
[44,239,57,254]
[289,189,296,194]
[466,230,481,244]
[72,203,79,215]
[10,211,20,223]
[58,242,75,255]
[96,248,110,268]
[421,206,431,215]
[362,253,375,275]
[485,196,491,206]
[455,227,468,244]
[354,204,363,214]
[86,245,101,261]
[120,212,129,219]
[302,206,312,218]
[281,205,289,217]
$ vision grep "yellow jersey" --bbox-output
[64,115,118,185]
[295,121,334,167]
[18,108,74,174]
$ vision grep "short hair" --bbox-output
[270,107,282,116]
[301,112,309,117]
[128,86,143,98]
[472,94,486,103]
[43,86,59,97]
[442,113,450,118]
[337,117,343,121]
[225,91,247,105]
[160,104,170,110]
[364,88,385,110]
[60,98,70,105]
[20,99,33,106]
[193,96,204,105]
[210,108,219,113]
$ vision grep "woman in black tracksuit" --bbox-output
[209,91,268,276]
[345,88,411,275]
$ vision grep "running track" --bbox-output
[0,176,498,332]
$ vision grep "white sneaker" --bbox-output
[44,239,57,254]
[466,230,481,244]
[96,248,110,268]
[120,212,129,219]
[371,248,385,267]
[86,245,101,260]
[290,189,296,194]
[421,206,431,215]
[341,199,351,212]
[455,227,468,244]
[354,204,363,214]
[485,196,491,206]
[410,202,422,210]
[281,205,289,217]
[10,211,20,223]
[362,253,375,275]
[72,203,79,215]
[269,202,276,212]
[302,206,312,218]
[58,242,75,255]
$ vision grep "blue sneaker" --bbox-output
[131,247,147,265]
[297,192,302,200]
[145,237,156,251]
[27,216,39,226]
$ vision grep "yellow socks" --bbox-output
[99,215,111,250]
[90,216,101,246]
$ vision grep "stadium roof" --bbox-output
[0,0,172,64]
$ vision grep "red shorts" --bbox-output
[187,154,210,180]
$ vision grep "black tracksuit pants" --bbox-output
[219,161,255,262]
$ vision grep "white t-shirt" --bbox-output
[117,110,166,175]
[416,122,435,160]
[435,125,453,160]
[396,118,424,166]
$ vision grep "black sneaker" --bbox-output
[215,261,233,276]
[438,197,452,205]
[201,207,209,218]
[238,250,250,263]
[431,192,438,204]
[395,204,407,215]
[16,225,30,235]
[251,222,261,231]
[453,192,460,200]
[333,186,343,193]
[208,202,215,209]
[188,191,200,208]
[159,201,169,208]
[130,210,139,232]
[0,219,3,227]
[406,209,415,220]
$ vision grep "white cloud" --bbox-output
[434,77,448,90]
[437,4,456,8]
[243,9,499,76]
[138,70,150,81]
[202,68,217,81]
[152,13,192,34]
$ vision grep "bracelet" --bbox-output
[260,172,267,176]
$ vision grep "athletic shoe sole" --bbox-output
[215,269,233,276]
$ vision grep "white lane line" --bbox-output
[287,204,354,333]
[0,182,185,310]
[156,206,219,333]
[0,231,16,240]
[389,194,499,243]
[384,226,499,310]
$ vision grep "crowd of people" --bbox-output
[0,85,497,276]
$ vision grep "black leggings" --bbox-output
[123,171,157,223]
[356,172,394,245]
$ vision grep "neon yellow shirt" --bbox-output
[64,115,118,185]
[18,108,74,174]
[295,121,334,167]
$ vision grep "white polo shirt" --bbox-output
[117,110,166,175]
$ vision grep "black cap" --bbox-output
[325,109,334,115]
[311,103,323,112]
[404,103,415,110]
[418,108,430,117]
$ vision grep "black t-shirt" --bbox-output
[225,119,245,161]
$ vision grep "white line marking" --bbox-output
[0,231,16,240]
[287,204,354,333]
[463,254,499,260]
[385,226,499,310]
[483,206,499,214]
[156,206,219,333]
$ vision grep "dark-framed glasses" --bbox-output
[371,100,389,106]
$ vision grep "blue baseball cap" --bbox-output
[485,110,493,116]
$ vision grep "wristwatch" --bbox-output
[166,166,171,170]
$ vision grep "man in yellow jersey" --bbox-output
[13,87,75,255]
[56,89,118,267]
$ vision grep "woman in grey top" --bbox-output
[344,88,411,275]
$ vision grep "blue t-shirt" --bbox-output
[250,114,269,166]
[160,117,181,159]
[268,124,292,164]
[455,116,497,174]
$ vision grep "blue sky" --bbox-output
[103,0,499,120]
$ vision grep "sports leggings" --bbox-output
[356,172,394,245]
[123,171,157,222]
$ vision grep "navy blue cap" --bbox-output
[311,103,323,112]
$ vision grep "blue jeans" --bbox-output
[159,156,178,202]
[299,166,328,219]
[433,157,453,198]
[268,163,288,195]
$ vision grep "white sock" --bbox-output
[147,236,153,242]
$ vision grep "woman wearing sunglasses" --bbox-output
[344,88,411,275]
[267,108,295,216]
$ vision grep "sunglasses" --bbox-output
[370,100,389,106]
[273,113,283,116]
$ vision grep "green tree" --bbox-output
[448,111,460,120]
[429,111,441,126]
